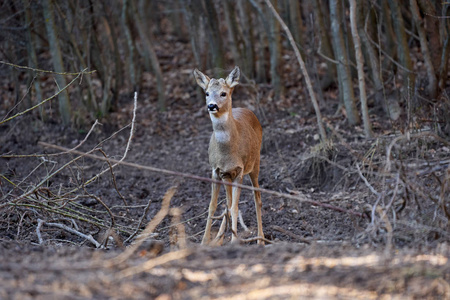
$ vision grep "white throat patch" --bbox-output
[210,113,231,143]
[214,130,231,143]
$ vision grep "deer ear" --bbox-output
[193,69,210,90]
[226,66,240,88]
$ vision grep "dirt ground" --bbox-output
[1,39,449,298]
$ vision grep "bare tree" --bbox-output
[329,0,360,125]
[131,0,166,111]
[42,0,71,126]
[410,0,438,99]
[349,0,372,137]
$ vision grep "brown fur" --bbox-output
[193,66,265,245]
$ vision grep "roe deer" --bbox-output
[193,66,264,245]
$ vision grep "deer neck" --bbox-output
[210,110,237,144]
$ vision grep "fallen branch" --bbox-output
[110,186,177,265]
[36,218,101,248]
[38,142,366,219]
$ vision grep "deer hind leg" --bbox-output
[202,171,221,245]
[250,169,265,245]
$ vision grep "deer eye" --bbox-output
[220,92,226,97]
[206,92,209,96]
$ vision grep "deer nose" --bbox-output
[207,104,219,112]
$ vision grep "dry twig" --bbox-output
[109,186,177,265]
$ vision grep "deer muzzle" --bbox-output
[207,103,219,112]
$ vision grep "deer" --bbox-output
[193,66,265,245]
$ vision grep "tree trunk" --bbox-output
[121,0,137,90]
[313,0,336,90]
[181,0,207,70]
[248,0,269,83]
[288,0,304,48]
[266,0,283,99]
[329,0,360,125]
[410,0,438,99]
[57,1,98,115]
[42,0,71,126]
[203,0,225,71]
[388,0,415,95]
[264,0,327,141]
[350,0,372,137]
[131,0,166,111]
[24,0,45,120]
[223,0,241,68]
[237,0,255,78]
[358,2,384,111]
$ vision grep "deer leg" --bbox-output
[202,172,221,245]
[213,180,232,245]
[250,169,265,245]
[230,175,243,244]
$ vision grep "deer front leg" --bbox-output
[202,172,221,245]
[230,174,243,244]
[212,181,232,245]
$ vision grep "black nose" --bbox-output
[207,104,219,112]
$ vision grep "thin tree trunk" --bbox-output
[24,0,45,120]
[439,33,449,90]
[248,0,269,83]
[237,0,255,78]
[288,0,304,47]
[266,0,283,99]
[203,0,225,71]
[410,0,438,99]
[350,0,372,138]
[329,0,360,125]
[264,0,327,141]
[100,1,122,111]
[56,1,98,114]
[121,0,137,89]
[131,0,166,110]
[418,0,441,75]
[359,2,384,110]
[313,0,336,90]
[223,0,241,67]
[388,0,415,94]
[42,0,71,126]
[181,0,207,70]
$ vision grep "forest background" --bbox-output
[0,0,449,298]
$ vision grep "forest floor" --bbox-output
[1,39,449,299]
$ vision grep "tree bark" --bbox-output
[237,0,255,78]
[388,0,415,95]
[203,0,225,71]
[131,0,166,111]
[329,0,360,125]
[358,2,384,111]
[121,0,137,90]
[350,0,372,138]
[313,0,336,90]
[266,0,283,99]
[264,0,327,141]
[24,0,45,120]
[42,0,71,126]
[410,0,438,99]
